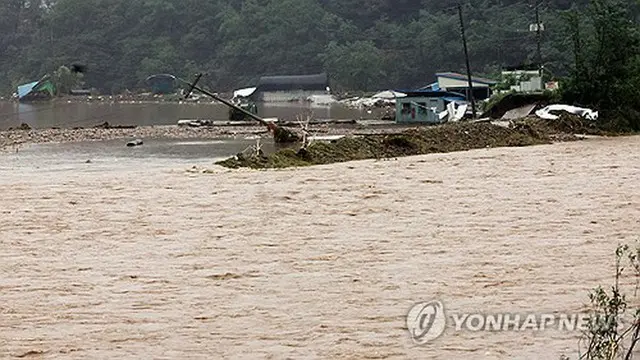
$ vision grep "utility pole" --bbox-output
[534,0,543,82]
[458,3,476,119]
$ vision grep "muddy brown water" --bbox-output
[0,101,372,130]
[1,136,640,359]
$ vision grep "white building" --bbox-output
[252,73,330,102]
[501,69,543,92]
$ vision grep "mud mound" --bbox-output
[512,114,601,137]
[216,122,552,169]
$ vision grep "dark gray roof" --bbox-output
[256,73,328,92]
[436,72,497,85]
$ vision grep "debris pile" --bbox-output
[17,123,32,131]
[93,121,137,129]
[340,90,405,109]
[126,138,143,147]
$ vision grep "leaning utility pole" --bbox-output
[458,3,476,119]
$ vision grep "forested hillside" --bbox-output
[0,0,630,94]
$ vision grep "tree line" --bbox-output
[0,0,638,117]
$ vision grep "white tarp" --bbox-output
[454,104,468,121]
[371,90,407,99]
[535,105,598,121]
[307,94,337,105]
[445,101,468,122]
[233,87,257,98]
[340,90,406,108]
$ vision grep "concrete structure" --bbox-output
[501,69,543,92]
[251,73,329,102]
[435,72,497,100]
[394,90,466,124]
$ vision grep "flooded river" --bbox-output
[0,101,372,130]
[2,135,640,359]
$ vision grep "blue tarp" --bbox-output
[17,81,39,99]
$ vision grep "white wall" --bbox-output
[259,90,328,102]
[502,70,543,92]
[437,77,490,90]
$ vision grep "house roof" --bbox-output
[146,74,176,83]
[17,81,40,99]
[17,77,55,100]
[256,73,328,92]
[233,87,257,98]
[394,89,467,100]
[436,72,497,85]
[418,82,440,91]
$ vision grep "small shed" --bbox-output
[394,90,466,124]
[146,74,176,94]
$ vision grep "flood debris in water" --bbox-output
[126,138,143,147]
[7,123,33,131]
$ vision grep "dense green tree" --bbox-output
[562,1,640,109]
[322,40,386,91]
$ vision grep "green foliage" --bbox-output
[322,40,386,91]
[579,244,640,360]
[561,0,640,130]
[0,0,625,98]
[52,65,82,95]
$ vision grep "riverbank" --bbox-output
[0,121,420,153]
[216,116,607,169]
[2,135,639,359]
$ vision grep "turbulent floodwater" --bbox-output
[1,137,640,359]
[0,101,371,130]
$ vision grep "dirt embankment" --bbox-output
[217,116,599,169]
